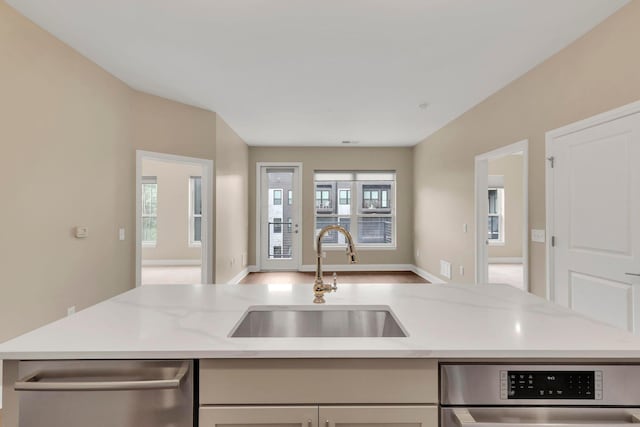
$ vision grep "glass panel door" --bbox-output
[260,166,300,270]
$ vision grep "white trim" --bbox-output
[489,257,523,264]
[136,150,214,287]
[248,265,260,273]
[256,162,303,271]
[227,267,249,284]
[299,263,414,272]
[411,265,447,284]
[474,139,529,290]
[142,259,202,267]
[544,99,640,302]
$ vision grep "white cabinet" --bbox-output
[200,406,318,427]
[200,406,437,427]
[320,406,437,427]
[198,359,439,427]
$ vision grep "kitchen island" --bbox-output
[3,283,640,427]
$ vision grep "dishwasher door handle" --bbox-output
[15,361,189,391]
[452,408,640,427]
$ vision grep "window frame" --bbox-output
[273,189,283,206]
[189,176,203,247]
[314,171,396,250]
[273,217,283,234]
[141,176,158,247]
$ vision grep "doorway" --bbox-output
[546,102,640,332]
[256,163,302,270]
[475,140,529,290]
[135,151,214,286]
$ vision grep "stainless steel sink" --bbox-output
[229,305,407,338]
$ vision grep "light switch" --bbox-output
[119,227,125,241]
[75,226,89,238]
[531,229,546,243]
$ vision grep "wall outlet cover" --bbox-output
[531,229,546,243]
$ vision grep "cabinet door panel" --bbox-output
[319,406,437,427]
[200,406,318,427]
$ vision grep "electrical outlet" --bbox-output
[67,306,76,316]
[118,227,125,241]
[459,265,465,276]
[416,249,420,258]
[463,223,468,233]
[531,229,546,243]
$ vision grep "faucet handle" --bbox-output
[332,272,338,291]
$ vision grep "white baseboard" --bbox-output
[142,259,202,267]
[489,257,523,264]
[411,265,447,284]
[227,267,250,284]
[299,264,414,272]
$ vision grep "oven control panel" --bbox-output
[500,370,603,400]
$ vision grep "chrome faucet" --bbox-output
[313,225,358,303]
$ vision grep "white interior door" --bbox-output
[475,158,489,284]
[260,166,301,270]
[550,112,640,332]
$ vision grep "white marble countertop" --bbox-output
[2,283,640,360]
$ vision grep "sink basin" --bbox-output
[229,305,407,338]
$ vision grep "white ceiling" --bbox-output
[8,0,628,146]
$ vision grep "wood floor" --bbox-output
[239,271,429,284]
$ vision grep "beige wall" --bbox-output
[248,147,414,267]
[488,154,524,260]
[141,159,203,262]
[413,1,640,296]
[0,1,132,343]
[215,115,249,283]
[0,2,247,345]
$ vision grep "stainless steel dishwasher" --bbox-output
[441,364,640,427]
[15,360,194,427]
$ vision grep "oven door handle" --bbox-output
[14,362,189,392]
[452,408,640,427]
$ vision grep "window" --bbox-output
[488,188,504,243]
[141,176,158,246]
[339,189,350,205]
[273,217,282,233]
[273,246,282,258]
[315,187,332,210]
[288,190,293,205]
[314,171,395,247]
[287,217,292,233]
[190,176,202,246]
[273,190,282,205]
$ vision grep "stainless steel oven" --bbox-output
[441,364,640,427]
[15,360,194,427]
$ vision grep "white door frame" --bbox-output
[135,150,214,287]
[255,162,303,271]
[545,99,640,301]
[474,139,529,289]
